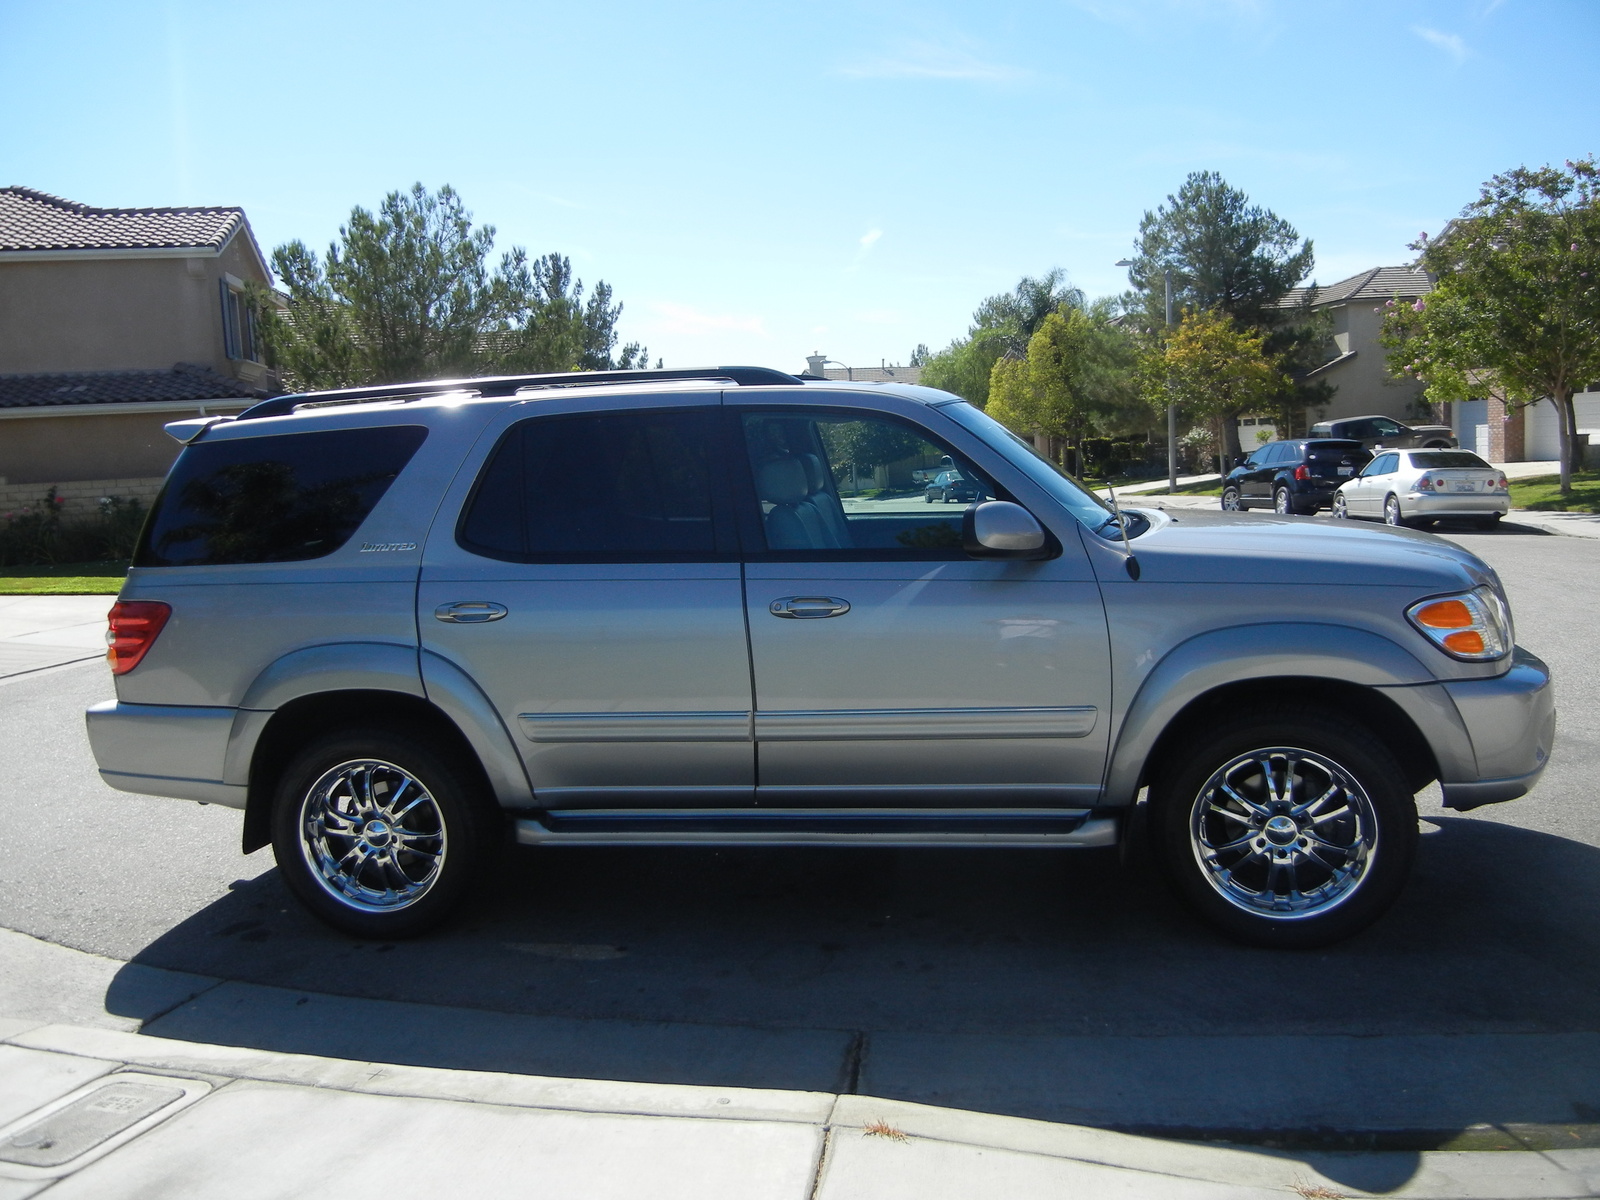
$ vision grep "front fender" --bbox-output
[1102,622,1461,805]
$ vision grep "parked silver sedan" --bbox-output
[1333,449,1510,529]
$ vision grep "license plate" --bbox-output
[1451,481,1477,492]
[1338,466,1353,476]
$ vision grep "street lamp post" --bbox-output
[1118,260,1177,491]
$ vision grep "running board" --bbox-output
[513,808,1118,848]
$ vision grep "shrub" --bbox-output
[0,489,147,567]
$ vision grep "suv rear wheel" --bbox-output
[1149,708,1417,948]
[1273,485,1294,515]
[271,725,499,938]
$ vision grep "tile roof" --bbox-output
[1277,265,1434,309]
[0,365,266,410]
[0,187,246,253]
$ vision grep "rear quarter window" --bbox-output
[134,425,428,567]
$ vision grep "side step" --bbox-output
[513,808,1118,848]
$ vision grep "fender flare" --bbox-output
[419,649,535,808]
[225,642,424,785]
[224,642,534,809]
[1102,622,1461,805]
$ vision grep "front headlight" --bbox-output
[1406,586,1511,661]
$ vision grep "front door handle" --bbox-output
[434,601,508,624]
[769,596,851,619]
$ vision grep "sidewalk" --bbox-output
[0,596,111,681]
[2,928,1599,1198]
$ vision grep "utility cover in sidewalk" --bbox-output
[0,1080,186,1167]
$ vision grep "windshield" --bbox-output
[940,402,1116,532]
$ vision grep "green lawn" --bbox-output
[1509,471,1600,514]
[0,561,127,594]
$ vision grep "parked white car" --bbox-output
[1332,449,1510,529]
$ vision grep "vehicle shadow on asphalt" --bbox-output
[107,814,1600,1188]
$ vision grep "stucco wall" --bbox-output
[0,234,270,376]
[1308,301,1430,424]
[0,405,249,485]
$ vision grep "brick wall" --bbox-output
[0,476,164,518]
[1483,396,1527,463]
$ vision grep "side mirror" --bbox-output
[962,501,1047,558]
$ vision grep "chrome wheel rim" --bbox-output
[1189,747,1377,921]
[1274,490,1289,514]
[298,758,446,913]
[1221,489,1240,511]
[1384,497,1400,525]
[1333,496,1347,519]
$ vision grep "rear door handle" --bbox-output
[434,601,508,624]
[769,596,851,619]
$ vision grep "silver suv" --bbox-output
[86,367,1555,948]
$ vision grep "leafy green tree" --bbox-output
[1149,308,1286,471]
[920,270,1084,407]
[1382,157,1600,492]
[985,303,1149,473]
[1125,171,1326,452]
[255,184,645,391]
[908,343,932,367]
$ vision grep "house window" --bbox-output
[219,279,260,362]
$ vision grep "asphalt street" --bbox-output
[1,523,1596,1138]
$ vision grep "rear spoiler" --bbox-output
[163,415,235,445]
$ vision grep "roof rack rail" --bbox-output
[234,366,804,422]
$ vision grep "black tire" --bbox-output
[271,724,500,938]
[1332,494,1350,520]
[1383,495,1404,526]
[925,493,933,503]
[1148,706,1417,949]
[1273,486,1292,515]
[1220,486,1242,512]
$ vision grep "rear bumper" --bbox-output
[85,699,247,809]
[1438,648,1555,810]
[1406,491,1511,518]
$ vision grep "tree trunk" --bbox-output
[1220,414,1243,472]
[1556,390,1574,494]
[1565,392,1584,483]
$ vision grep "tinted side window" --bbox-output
[459,410,721,562]
[134,425,427,567]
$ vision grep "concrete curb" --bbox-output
[5,928,1600,1197]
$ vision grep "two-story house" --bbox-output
[0,187,278,514]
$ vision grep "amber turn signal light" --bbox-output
[1412,599,1474,629]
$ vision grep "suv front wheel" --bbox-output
[271,725,499,938]
[1149,708,1417,948]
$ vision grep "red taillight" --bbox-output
[106,601,171,675]
[1495,473,1508,490]
[1416,474,1434,491]
[1293,465,1310,480]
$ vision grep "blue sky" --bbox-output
[2,0,1595,371]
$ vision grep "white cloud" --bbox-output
[838,40,1026,83]
[1412,25,1470,63]
[643,302,768,338]
[859,228,883,250]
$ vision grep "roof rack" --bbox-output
[234,366,805,422]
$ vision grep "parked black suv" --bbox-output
[1221,439,1372,515]
[1308,415,1457,450]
